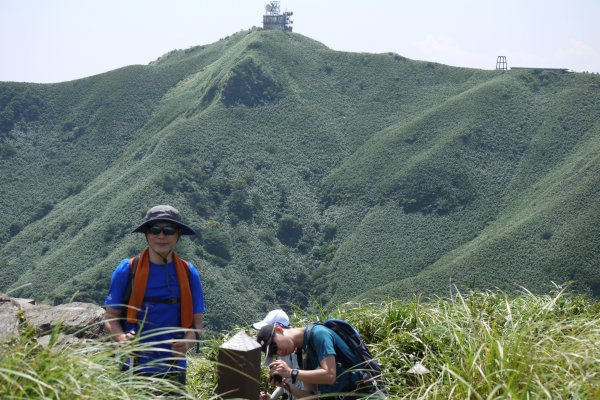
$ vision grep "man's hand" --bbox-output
[171,331,196,355]
[116,330,136,343]
[268,359,292,382]
[259,391,272,400]
[104,308,135,343]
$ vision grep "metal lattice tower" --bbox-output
[496,56,508,71]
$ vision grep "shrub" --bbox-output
[203,229,232,261]
[277,214,303,247]
[189,191,214,217]
[391,168,475,215]
[221,58,283,107]
[0,108,14,133]
[32,202,54,221]
[0,142,16,159]
[323,223,337,241]
[9,223,22,236]
[257,228,276,245]
[227,180,255,221]
[319,243,338,262]
[155,173,176,194]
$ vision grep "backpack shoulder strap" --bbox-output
[125,257,191,303]
[123,256,139,304]
[305,321,324,355]
[321,319,360,370]
[118,256,139,328]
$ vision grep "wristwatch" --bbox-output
[291,368,299,384]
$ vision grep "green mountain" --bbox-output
[1,29,599,331]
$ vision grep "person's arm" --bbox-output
[269,356,336,385]
[296,355,337,385]
[103,259,133,343]
[189,264,205,343]
[172,312,203,354]
[103,307,135,343]
[269,355,337,397]
[192,312,203,336]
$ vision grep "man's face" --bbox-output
[145,222,180,254]
[270,328,295,357]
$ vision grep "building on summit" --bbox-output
[263,1,293,32]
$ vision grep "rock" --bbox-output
[0,299,19,341]
[406,361,431,386]
[24,302,105,338]
[11,297,36,308]
[37,333,86,347]
[0,293,105,345]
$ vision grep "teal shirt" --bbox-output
[303,324,363,395]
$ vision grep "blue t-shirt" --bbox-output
[303,324,363,395]
[104,258,206,372]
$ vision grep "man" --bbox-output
[253,310,303,400]
[103,205,205,387]
[257,322,371,399]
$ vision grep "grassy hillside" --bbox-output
[0,29,599,332]
[2,289,599,399]
[325,70,600,302]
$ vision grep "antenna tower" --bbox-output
[265,1,281,15]
[496,56,508,71]
[262,1,293,32]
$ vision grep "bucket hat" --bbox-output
[132,205,196,235]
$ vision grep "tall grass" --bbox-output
[333,286,600,399]
[2,288,598,398]
[0,319,197,399]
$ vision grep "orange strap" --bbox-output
[126,247,194,328]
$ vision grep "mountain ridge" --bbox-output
[1,29,598,331]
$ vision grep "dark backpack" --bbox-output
[306,319,384,393]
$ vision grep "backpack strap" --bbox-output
[306,322,351,367]
[307,321,365,372]
[124,255,193,304]
[119,256,139,328]
[121,256,194,328]
[124,256,139,304]
[304,322,317,367]
[305,322,320,350]
[309,321,385,395]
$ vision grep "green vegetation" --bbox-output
[277,214,303,246]
[2,289,598,398]
[0,29,599,333]
[221,57,283,107]
[0,315,190,399]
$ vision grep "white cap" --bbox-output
[252,309,290,330]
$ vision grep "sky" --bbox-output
[1,0,599,83]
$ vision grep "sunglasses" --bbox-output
[269,340,278,356]
[147,225,179,235]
